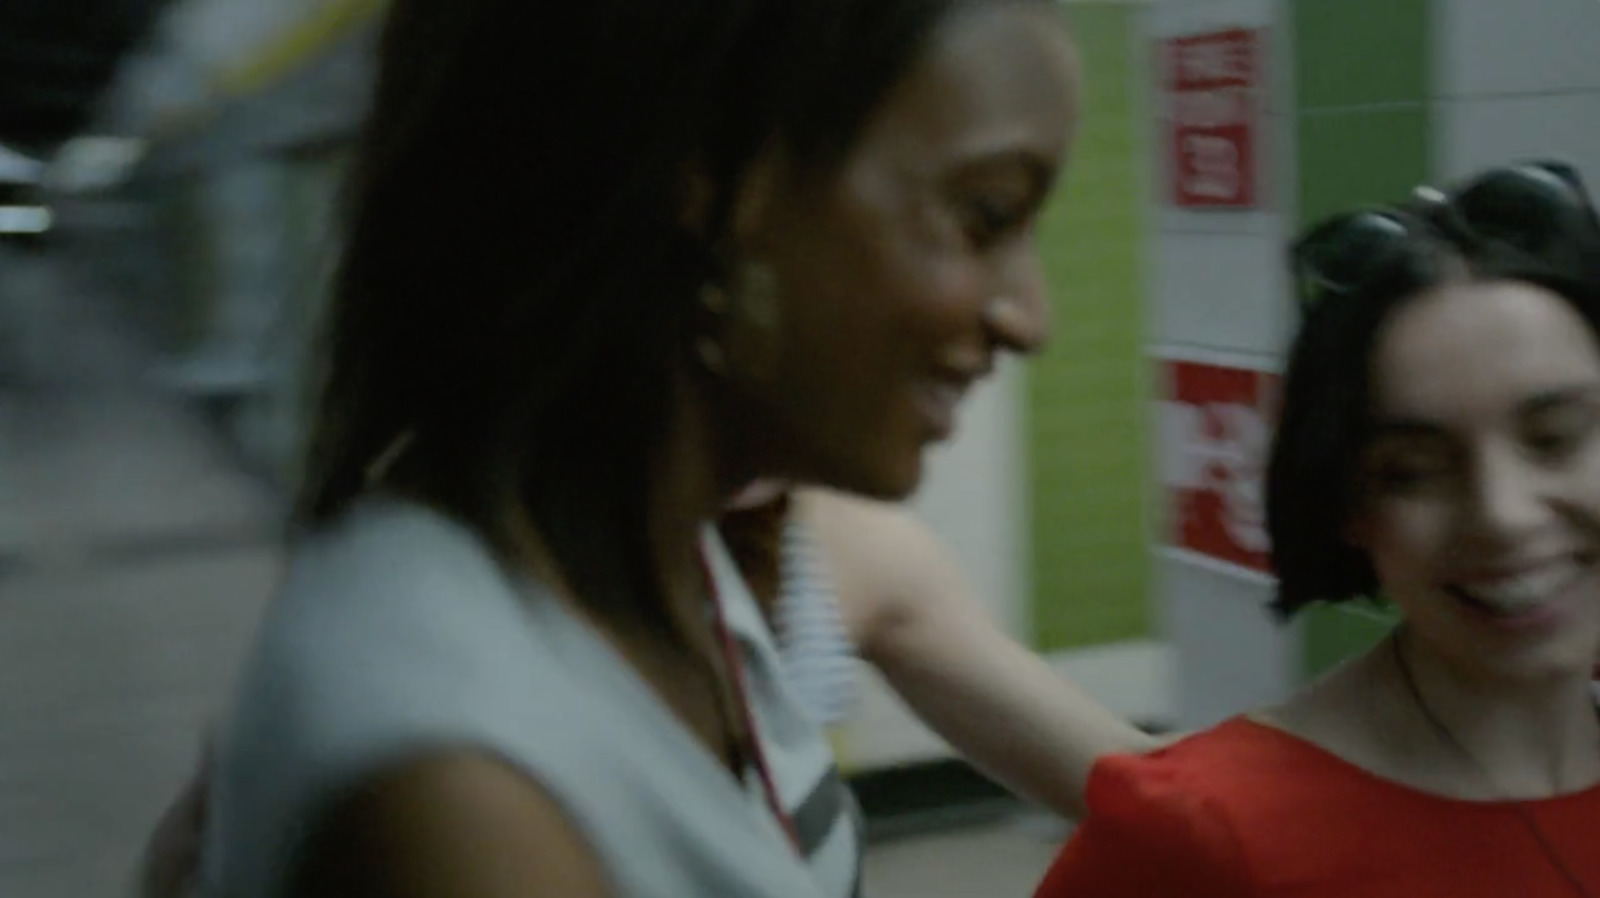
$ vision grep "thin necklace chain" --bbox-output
[1390,633,1594,897]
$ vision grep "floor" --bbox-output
[0,388,281,898]
[867,817,1065,898]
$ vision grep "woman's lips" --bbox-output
[916,379,970,439]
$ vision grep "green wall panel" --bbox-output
[1030,3,1151,651]
[1297,108,1432,225]
[1291,0,1432,677]
[1302,601,1401,676]
[1294,0,1431,109]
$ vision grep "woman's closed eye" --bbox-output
[1521,404,1599,462]
[960,194,1031,248]
[1362,439,1457,496]
[1370,459,1452,495]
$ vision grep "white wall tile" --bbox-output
[1160,555,1298,729]
[1141,0,1296,738]
[1434,93,1600,184]
[1146,0,1277,37]
[1435,0,1600,97]
[1152,231,1288,354]
[911,364,1028,636]
[1155,207,1285,238]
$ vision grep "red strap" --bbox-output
[699,550,800,854]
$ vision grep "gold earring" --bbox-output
[730,261,779,330]
[695,335,728,373]
[694,259,780,378]
[699,280,732,316]
[696,280,731,374]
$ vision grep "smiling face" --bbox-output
[1351,279,1600,682]
[725,2,1081,499]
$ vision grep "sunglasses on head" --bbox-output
[1291,161,1600,312]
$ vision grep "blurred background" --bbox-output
[1,0,1596,895]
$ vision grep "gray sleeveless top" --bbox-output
[714,514,866,897]
[198,497,856,898]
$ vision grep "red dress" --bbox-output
[1035,717,1600,897]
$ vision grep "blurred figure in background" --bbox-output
[0,0,169,385]
[1035,162,1600,897]
[191,2,1083,897]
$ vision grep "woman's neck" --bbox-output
[1267,631,1600,802]
[1378,629,1600,800]
[647,368,749,641]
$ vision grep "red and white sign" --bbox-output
[1160,359,1280,575]
[1163,28,1261,209]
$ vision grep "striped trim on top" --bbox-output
[772,515,862,729]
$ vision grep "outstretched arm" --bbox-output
[799,489,1156,820]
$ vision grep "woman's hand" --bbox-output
[139,747,211,898]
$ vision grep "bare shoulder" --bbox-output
[794,488,958,587]
[792,488,966,635]
[1252,651,1388,753]
[295,750,612,898]
[1248,654,1419,788]
[794,488,921,544]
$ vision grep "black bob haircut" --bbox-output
[1267,186,1600,618]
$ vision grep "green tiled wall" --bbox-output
[1297,108,1432,225]
[1291,0,1431,677]
[1030,3,1151,651]
[1294,0,1432,110]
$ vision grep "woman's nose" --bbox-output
[984,252,1051,355]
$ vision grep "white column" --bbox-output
[1432,0,1600,183]
[1145,0,1300,730]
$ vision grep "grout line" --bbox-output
[1156,546,1277,588]
[1156,225,1283,238]
[1296,101,1429,117]
[1432,85,1600,102]
[1146,343,1283,371]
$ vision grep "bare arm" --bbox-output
[293,752,612,898]
[799,489,1156,820]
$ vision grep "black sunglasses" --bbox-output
[1291,161,1600,311]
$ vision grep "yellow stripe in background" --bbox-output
[214,0,388,99]
[150,0,388,140]
[827,727,855,775]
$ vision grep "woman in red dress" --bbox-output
[1037,161,1600,897]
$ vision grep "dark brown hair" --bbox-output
[718,493,793,611]
[296,1,1038,632]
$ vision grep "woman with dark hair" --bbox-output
[193,2,1083,896]
[1035,161,1600,897]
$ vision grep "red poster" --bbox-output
[1164,28,1261,209]
[1161,359,1280,575]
